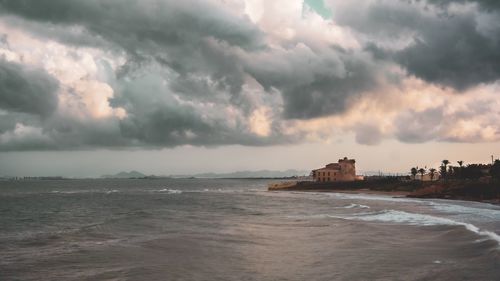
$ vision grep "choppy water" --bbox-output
[1,179,499,281]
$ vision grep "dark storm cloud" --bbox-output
[0,0,282,150]
[427,0,500,11]
[394,9,500,90]
[287,58,379,120]
[0,0,498,151]
[112,73,292,147]
[334,0,500,90]
[0,0,262,47]
[244,46,383,120]
[0,0,262,98]
[0,112,40,134]
[0,0,385,120]
[0,59,59,117]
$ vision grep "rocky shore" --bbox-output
[269,179,500,204]
[407,181,500,204]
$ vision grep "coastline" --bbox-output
[268,180,500,205]
[278,188,500,205]
[293,188,411,197]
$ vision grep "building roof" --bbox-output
[312,158,356,172]
[313,166,340,172]
[339,157,355,163]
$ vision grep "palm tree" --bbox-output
[429,168,436,181]
[418,168,426,181]
[411,167,418,180]
[441,159,450,180]
[457,161,464,179]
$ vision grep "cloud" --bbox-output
[0,58,59,117]
[0,0,499,151]
[395,107,444,143]
[330,0,500,90]
[428,0,500,11]
[354,123,384,145]
[392,81,500,143]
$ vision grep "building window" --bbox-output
[327,177,330,181]
[328,172,330,176]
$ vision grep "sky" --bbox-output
[0,0,499,177]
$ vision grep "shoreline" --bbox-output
[296,188,499,204]
[293,188,411,197]
[269,182,500,205]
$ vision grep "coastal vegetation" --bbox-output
[405,159,500,203]
[270,159,500,204]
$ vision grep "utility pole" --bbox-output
[492,155,494,165]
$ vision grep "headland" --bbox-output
[268,157,500,204]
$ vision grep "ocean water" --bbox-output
[1,179,499,281]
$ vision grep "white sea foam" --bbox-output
[428,201,500,220]
[335,210,500,245]
[343,203,370,209]
[50,190,92,194]
[154,188,182,194]
[328,193,422,203]
[50,189,120,194]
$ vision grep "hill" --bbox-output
[101,171,146,179]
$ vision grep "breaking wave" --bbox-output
[50,190,119,194]
[153,188,182,194]
[334,210,500,245]
[328,193,421,203]
[342,203,370,209]
[428,201,500,220]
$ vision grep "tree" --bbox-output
[429,168,436,181]
[490,160,500,180]
[457,161,464,179]
[440,165,447,180]
[462,164,483,180]
[448,165,455,178]
[418,168,426,181]
[441,159,450,180]
[411,167,418,180]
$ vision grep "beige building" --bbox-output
[312,157,356,182]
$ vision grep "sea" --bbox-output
[1,178,499,281]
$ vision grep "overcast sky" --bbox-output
[0,0,499,177]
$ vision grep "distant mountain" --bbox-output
[101,171,147,179]
[101,169,309,179]
[172,169,309,179]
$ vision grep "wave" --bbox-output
[328,193,422,203]
[50,189,120,194]
[153,188,182,194]
[334,210,500,245]
[343,203,370,209]
[428,201,500,220]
